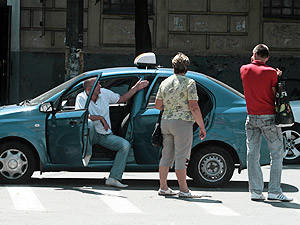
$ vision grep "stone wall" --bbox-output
[8,0,300,103]
[19,0,300,55]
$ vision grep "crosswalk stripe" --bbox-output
[6,186,45,211]
[194,201,240,216]
[94,190,143,214]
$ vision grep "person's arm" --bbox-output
[75,94,85,110]
[272,68,282,98]
[89,115,110,131]
[75,94,110,131]
[189,100,206,140]
[155,99,164,111]
[272,87,276,97]
[118,78,149,103]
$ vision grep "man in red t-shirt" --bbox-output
[241,44,292,202]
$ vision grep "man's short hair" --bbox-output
[83,78,96,90]
[172,52,190,74]
[253,44,270,58]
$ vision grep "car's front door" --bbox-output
[47,110,88,165]
[46,74,101,166]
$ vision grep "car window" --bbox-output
[143,75,156,97]
[59,85,84,111]
[205,75,245,99]
[100,77,138,136]
[101,78,132,96]
[146,77,167,108]
[146,77,213,119]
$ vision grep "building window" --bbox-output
[103,0,154,14]
[263,0,300,18]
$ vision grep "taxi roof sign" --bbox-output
[134,52,156,68]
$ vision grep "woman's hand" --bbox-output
[199,127,206,140]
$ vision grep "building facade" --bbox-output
[4,0,300,103]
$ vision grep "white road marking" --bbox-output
[6,186,45,211]
[95,190,143,214]
[194,201,240,216]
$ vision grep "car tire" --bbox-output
[187,145,234,187]
[282,123,300,164]
[0,142,35,184]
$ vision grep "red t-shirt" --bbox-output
[240,60,278,115]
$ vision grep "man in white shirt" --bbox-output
[75,77,149,188]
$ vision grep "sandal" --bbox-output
[178,191,203,198]
[158,188,177,196]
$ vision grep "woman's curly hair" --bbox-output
[172,52,190,74]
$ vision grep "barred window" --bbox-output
[263,0,300,18]
[103,0,154,14]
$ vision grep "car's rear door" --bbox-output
[132,73,214,165]
[131,75,167,165]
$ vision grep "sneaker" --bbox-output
[268,193,293,202]
[251,192,265,201]
[105,178,128,188]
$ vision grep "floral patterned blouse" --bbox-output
[156,74,199,122]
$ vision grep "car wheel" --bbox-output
[0,142,35,184]
[187,145,234,187]
[282,124,300,164]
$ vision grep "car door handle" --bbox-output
[69,120,77,126]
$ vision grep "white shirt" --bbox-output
[75,88,120,134]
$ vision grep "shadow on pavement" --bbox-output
[14,177,298,194]
[255,200,300,210]
[164,196,222,203]
[194,180,299,193]
[282,164,300,170]
[3,177,299,209]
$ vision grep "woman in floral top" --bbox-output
[155,52,206,197]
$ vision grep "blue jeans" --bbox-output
[245,115,284,195]
[95,133,130,181]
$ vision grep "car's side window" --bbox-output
[100,77,138,136]
[146,77,167,108]
[60,86,84,111]
[146,77,213,120]
[101,78,132,96]
[58,77,138,112]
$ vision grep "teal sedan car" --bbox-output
[0,53,271,187]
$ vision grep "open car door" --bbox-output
[46,74,102,166]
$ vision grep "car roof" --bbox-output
[83,67,244,99]
[83,67,158,76]
[84,67,208,81]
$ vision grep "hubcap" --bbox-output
[8,159,18,169]
[198,153,227,182]
[283,129,300,161]
[0,149,28,179]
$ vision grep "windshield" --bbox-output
[29,73,87,105]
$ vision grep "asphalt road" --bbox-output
[1,164,300,225]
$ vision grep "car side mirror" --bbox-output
[39,102,54,113]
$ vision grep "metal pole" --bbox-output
[65,0,84,80]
